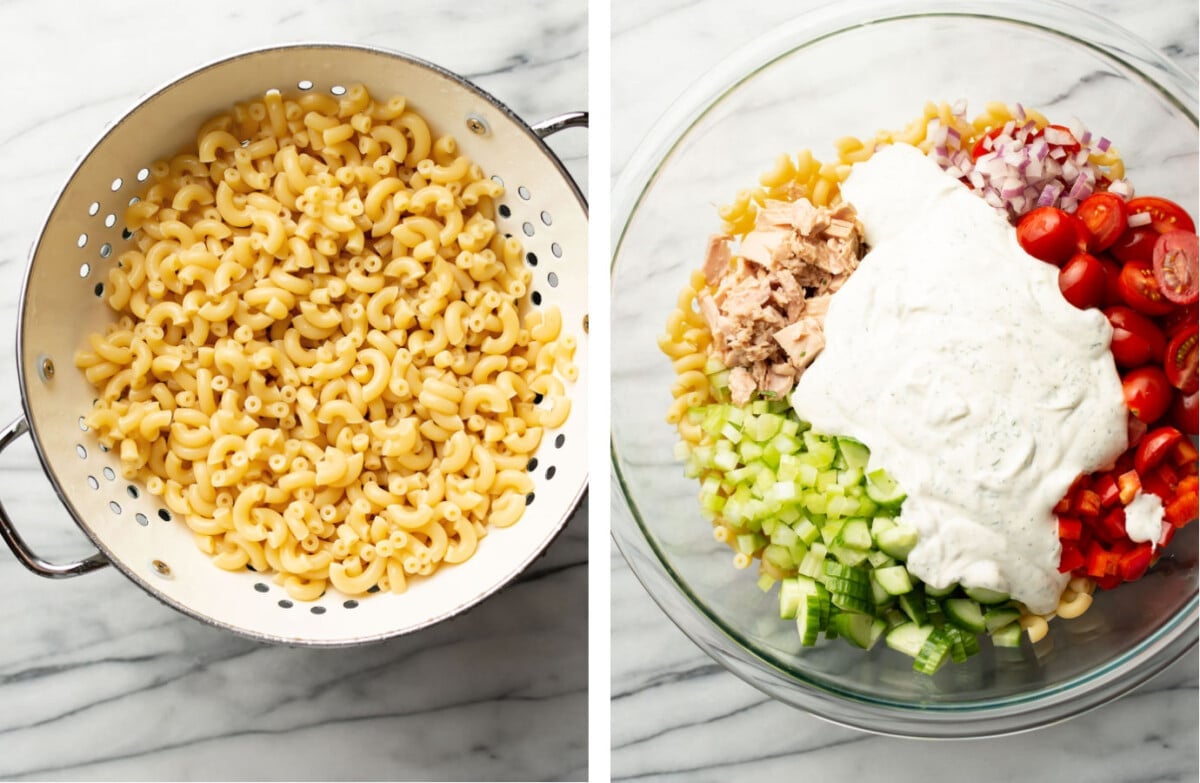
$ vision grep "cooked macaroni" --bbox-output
[75,85,575,601]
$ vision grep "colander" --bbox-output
[0,43,588,646]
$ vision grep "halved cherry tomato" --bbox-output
[1017,206,1086,265]
[1122,366,1173,422]
[1117,258,1177,316]
[1075,192,1128,253]
[1104,306,1167,368]
[1096,255,1125,306]
[1134,426,1184,475]
[1162,303,1199,339]
[1164,325,1199,394]
[1167,390,1198,435]
[1152,230,1199,305]
[1111,227,1160,263]
[1058,252,1107,309]
[1126,196,1197,235]
[970,127,1006,161]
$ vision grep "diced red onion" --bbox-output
[1128,211,1153,228]
[1038,180,1065,207]
[1108,179,1133,199]
[1031,138,1049,161]
[1079,130,1092,145]
[1044,127,1074,146]
[1067,174,1093,201]
[1062,160,1079,183]
[1060,196,1078,212]
[1014,103,1026,120]
[1096,136,1111,152]
[984,190,1004,208]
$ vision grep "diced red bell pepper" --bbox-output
[1158,520,1177,549]
[1164,490,1198,528]
[1058,516,1083,541]
[1094,473,1121,509]
[1141,469,1176,502]
[1179,475,1199,495]
[1095,573,1123,591]
[1117,470,1141,505]
[1058,541,1085,573]
[1072,489,1102,517]
[1097,506,1128,543]
[1053,495,1072,515]
[1173,438,1198,468]
[1084,542,1120,578]
[1118,542,1153,582]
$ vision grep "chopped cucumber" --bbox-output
[913,629,953,674]
[836,437,871,471]
[885,622,935,658]
[943,598,987,634]
[832,612,886,650]
[837,518,873,550]
[873,565,914,596]
[962,586,1010,605]
[865,468,907,507]
[990,622,1023,648]
[984,606,1022,633]
[875,525,918,560]
[898,589,928,626]
[924,581,957,598]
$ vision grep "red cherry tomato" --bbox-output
[1152,230,1199,305]
[1134,426,1185,475]
[1168,390,1199,435]
[1126,196,1197,235]
[1017,207,1086,265]
[1096,255,1125,307]
[1111,227,1160,263]
[1057,253,1107,309]
[1164,325,1199,394]
[1117,259,1177,316]
[970,127,1006,161]
[1105,306,1167,368]
[1075,192,1128,253]
[1162,303,1199,339]
[1122,366,1174,422]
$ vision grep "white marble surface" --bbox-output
[0,1,587,780]
[611,0,1198,780]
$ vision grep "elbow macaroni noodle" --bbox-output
[76,86,576,601]
[662,102,1112,633]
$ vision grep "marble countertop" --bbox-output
[611,0,1198,780]
[0,1,587,780]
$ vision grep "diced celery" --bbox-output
[738,440,763,463]
[763,544,794,570]
[771,524,798,549]
[768,481,799,504]
[797,463,819,487]
[825,494,858,519]
[804,493,828,515]
[777,505,801,526]
[757,573,776,593]
[837,467,864,488]
[720,422,743,444]
[735,533,763,556]
[816,469,839,492]
[793,518,820,546]
[838,518,873,550]
[713,449,739,472]
[781,418,800,437]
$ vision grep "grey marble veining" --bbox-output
[611,0,1198,780]
[0,1,587,781]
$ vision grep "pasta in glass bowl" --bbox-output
[611,0,1197,736]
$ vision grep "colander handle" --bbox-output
[531,112,588,138]
[0,417,110,579]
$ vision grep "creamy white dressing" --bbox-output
[789,143,1128,614]
[1124,491,1166,550]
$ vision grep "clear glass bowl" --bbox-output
[611,0,1198,738]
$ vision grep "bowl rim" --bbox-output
[610,0,1199,737]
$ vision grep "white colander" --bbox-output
[0,43,588,646]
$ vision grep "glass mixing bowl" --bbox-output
[611,0,1198,738]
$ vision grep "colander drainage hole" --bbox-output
[518,186,530,200]
[525,492,535,506]
[152,560,171,577]
[526,252,538,267]
[77,233,88,248]
[104,214,116,228]
[343,600,359,609]
[78,416,88,431]
[531,291,542,305]
[94,283,104,298]
[88,202,99,216]
[547,272,559,288]
[126,485,139,499]
[103,467,115,481]
[135,513,149,527]
[546,466,557,480]
[278,599,293,609]
[522,222,535,237]
[79,263,90,278]
[136,168,150,182]
[310,606,326,615]
[254,583,268,593]
[75,444,86,459]
[551,242,562,258]
[158,508,171,521]
[330,85,346,96]
[555,433,565,448]
[541,210,552,226]
[298,79,313,90]
[87,476,99,490]
[110,177,122,191]
[527,458,538,471]
[109,501,121,515]
[498,204,511,218]
[100,243,112,258]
